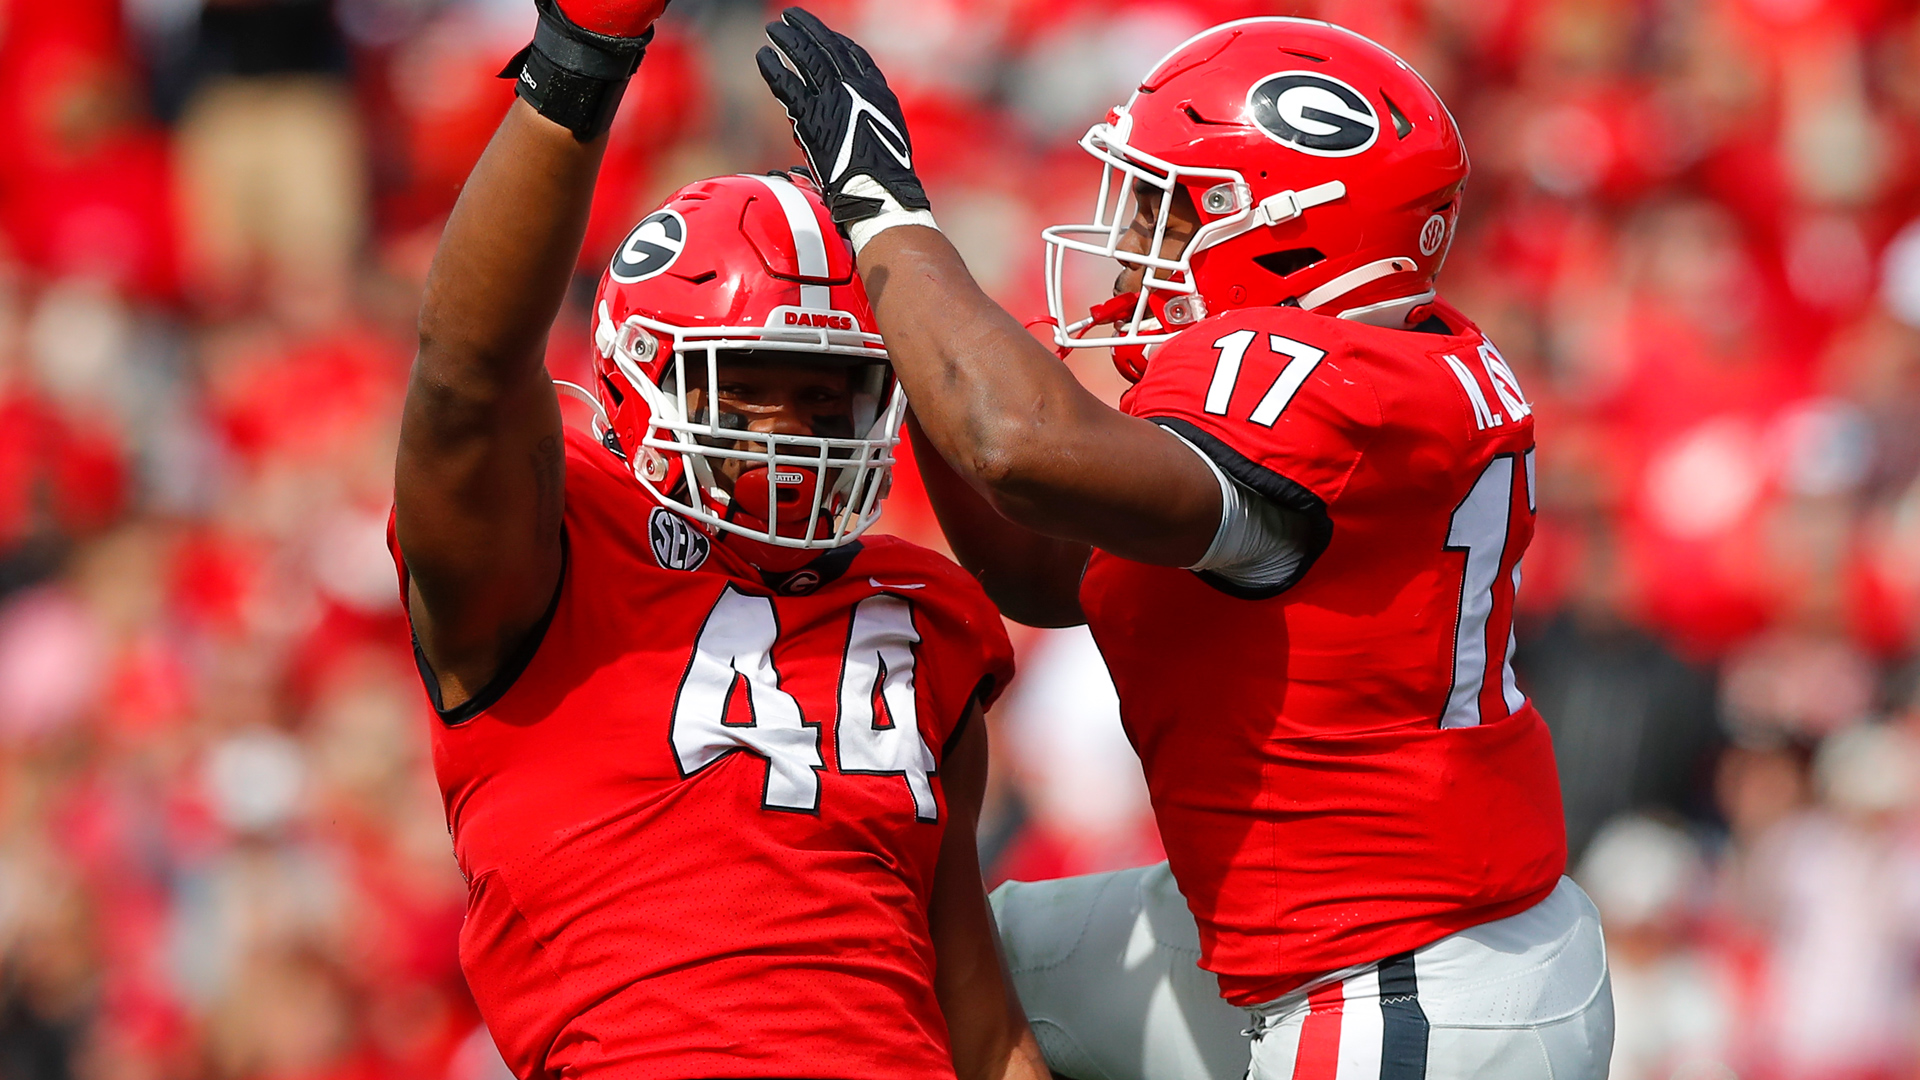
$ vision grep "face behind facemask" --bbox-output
[660,352,896,562]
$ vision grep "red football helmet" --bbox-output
[578,172,903,551]
[1042,17,1469,380]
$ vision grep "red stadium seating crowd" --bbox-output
[0,0,1918,1077]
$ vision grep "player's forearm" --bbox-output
[930,713,1050,1080]
[861,227,1215,565]
[908,416,1088,627]
[861,228,1098,495]
[935,913,1051,1080]
[933,918,1041,1080]
[945,986,1050,1080]
[415,100,608,410]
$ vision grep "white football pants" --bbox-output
[988,864,1613,1080]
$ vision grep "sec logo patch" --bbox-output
[649,507,710,571]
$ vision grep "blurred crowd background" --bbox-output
[1,0,1919,1077]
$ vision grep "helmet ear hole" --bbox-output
[1381,92,1414,139]
[1254,248,1328,279]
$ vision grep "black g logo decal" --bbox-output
[1247,72,1379,158]
[611,210,688,283]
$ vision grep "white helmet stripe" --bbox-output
[750,173,834,312]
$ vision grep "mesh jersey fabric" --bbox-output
[1081,301,1566,1007]
[390,426,1015,1079]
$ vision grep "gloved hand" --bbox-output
[756,7,939,254]
[501,0,669,141]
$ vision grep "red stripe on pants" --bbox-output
[1292,981,1348,1080]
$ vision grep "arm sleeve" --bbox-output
[1122,313,1380,598]
[1166,428,1312,591]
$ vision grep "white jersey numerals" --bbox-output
[1442,450,1535,728]
[672,587,824,811]
[1199,328,1539,729]
[671,586,938,819]
[1205,330,1327,427]
[837,595,938,821]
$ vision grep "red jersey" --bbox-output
[1081,301,1567,1007]
[391,428,1014,1080]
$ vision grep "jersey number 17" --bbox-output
[1204,331,1539,730]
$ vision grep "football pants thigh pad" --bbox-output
[1245,876,1615,1080]
[988,862,1251,1080]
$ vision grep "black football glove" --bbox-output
[756,7,936,247]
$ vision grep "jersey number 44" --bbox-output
[671,588,941,820]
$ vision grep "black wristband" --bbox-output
[503,43,633,141]
[498,0,652,142]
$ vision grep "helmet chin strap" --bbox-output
[1290,257,1439,327]
[1295,256,1418,313]
[1336,288,1438,329]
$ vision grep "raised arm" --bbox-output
[869,230,1217,563]
[395,0,659,708]
[906,413,1091,627]
[757,9,1222,577]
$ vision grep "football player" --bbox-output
[391,3,1049,1078]
[757,11,1612,1080]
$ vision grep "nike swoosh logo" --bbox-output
[869,578,926,590]
[831,85,913,181]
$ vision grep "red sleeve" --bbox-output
[963,588,1016,713]
[1121,309,1382,595]
[915,556,1015,717]
[935,580,1014,760]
